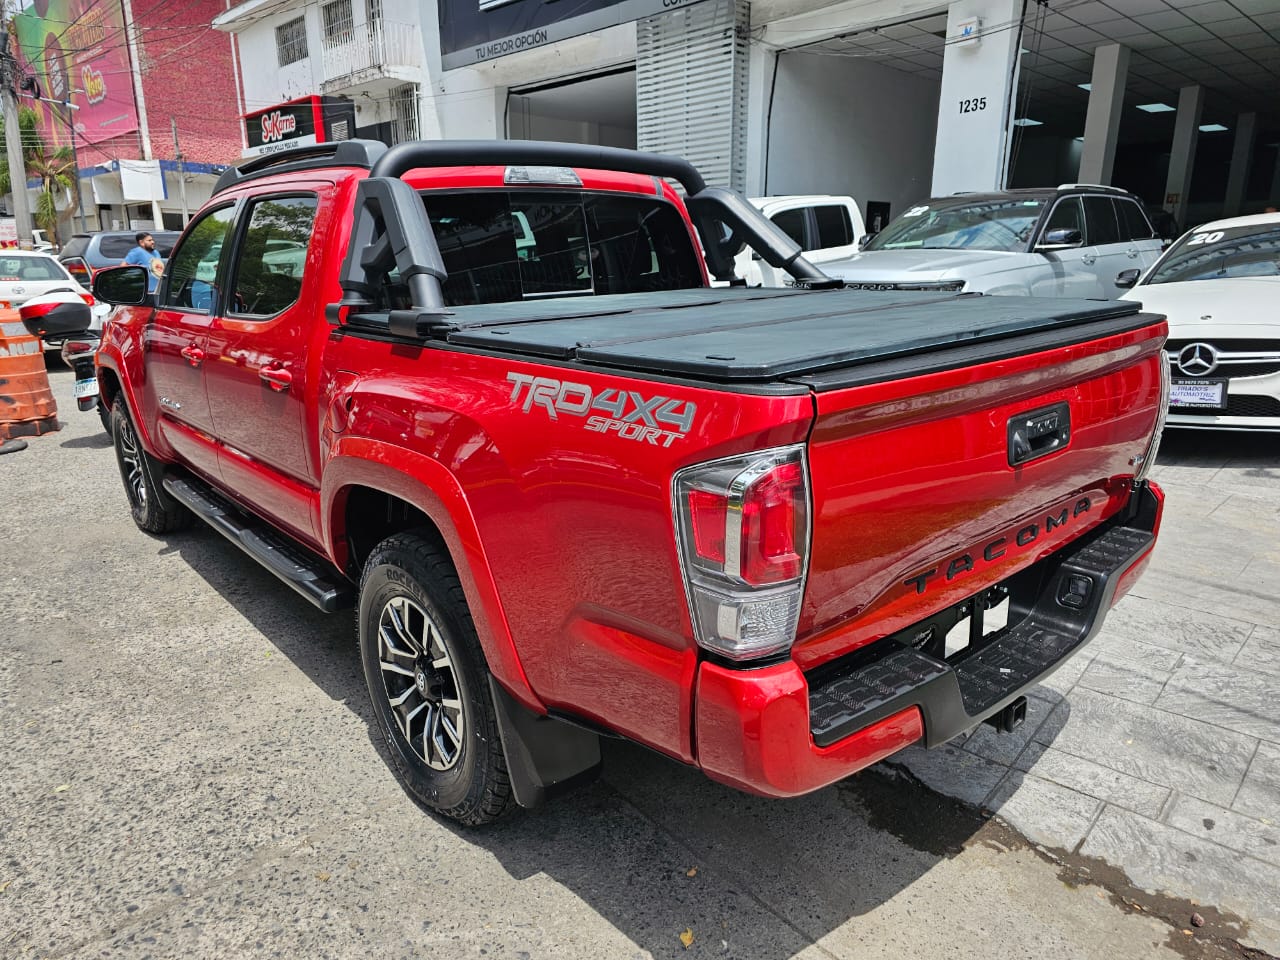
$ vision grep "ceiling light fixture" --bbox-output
[1137,103,1175,113]
[1013,118,1044,126]
[1198,123,1228,132]
[1078,83,1092,91]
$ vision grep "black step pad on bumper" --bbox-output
[164,475,354,613]
[808,510,1156,749]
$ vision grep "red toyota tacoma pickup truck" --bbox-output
[91,140,1169,825]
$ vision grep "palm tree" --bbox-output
[0,105,79,242]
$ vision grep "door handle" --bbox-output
[1126,248,1140,258]
[1081,255,1097,266]
[260,365,293,393]
[179,344,205,367]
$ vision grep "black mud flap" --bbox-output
[488,676,602,809]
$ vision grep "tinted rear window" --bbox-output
[1083,196,1120,245]
[424,191,702,306]
[1117,200,1154,242]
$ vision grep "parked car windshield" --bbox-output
[1145,223,1280,284]
[865,198,1046,252]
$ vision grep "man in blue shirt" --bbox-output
[122,232,162,292]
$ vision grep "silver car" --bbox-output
[824,186,1164,298]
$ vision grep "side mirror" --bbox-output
[93,265,150,306]
[18,291,94,340]
[858,233,877,250]
[1037,227,1084,251]
[1115,268,1141,289]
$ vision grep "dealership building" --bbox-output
[414,0,1280,230]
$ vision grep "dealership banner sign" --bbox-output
[439,0,710,69]
[13,0,140,147]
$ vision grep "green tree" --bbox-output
[0,106,78,241]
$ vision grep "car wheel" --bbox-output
[358,532,514,826]
[110,402,191,534]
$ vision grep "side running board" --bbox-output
[163,475,354,613]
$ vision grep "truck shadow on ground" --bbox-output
[167,527,1078,960]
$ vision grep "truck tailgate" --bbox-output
[792,317,1167,670]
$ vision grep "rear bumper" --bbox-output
[693,481,1164,798]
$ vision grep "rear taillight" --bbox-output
[80,293,95,306]
[673,445,810,661]
[1135,350,1170,482]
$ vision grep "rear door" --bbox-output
[1083,195,1133,296]
[204,190,323,542]
[807,202,863,266]
[144,203,237,477]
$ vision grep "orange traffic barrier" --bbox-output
[0,307,59,440]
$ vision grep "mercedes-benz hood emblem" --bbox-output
[1177,342,1218,377]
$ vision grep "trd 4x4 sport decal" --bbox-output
[506,372,697,447]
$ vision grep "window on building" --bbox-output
[813,205,853,249]
[366,0,383,25]
[322,0,354,44]
[275,17,308,67]
[389,83,419,144]
[229,196,318,317]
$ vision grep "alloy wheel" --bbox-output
[377,595,464,771]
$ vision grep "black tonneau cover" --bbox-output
[427,288,1146,383]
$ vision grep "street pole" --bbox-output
[171,117,188,225]
[64,102,85,232]
[0,30,34,248]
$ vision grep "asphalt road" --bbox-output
[1,359,1272,959]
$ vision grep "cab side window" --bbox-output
[770,208,808,249]
[160,206,236,313]
[813,205,854,248]
[228,195,318,318]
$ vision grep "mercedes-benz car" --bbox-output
[822,185,1163,298]
[1121,212,1280,431]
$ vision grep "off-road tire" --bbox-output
[358,533,515,826]
[110,402,192,534]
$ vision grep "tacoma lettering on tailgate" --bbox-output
[506,372,697,447]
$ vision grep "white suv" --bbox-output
[823,185,1163,298]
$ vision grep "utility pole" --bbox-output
[0,27,34,248]
[171,117,188,225]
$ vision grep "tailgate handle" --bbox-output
[1008,402,1070,467]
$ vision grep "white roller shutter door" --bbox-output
[636,0,750,191]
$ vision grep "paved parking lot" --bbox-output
[2,363,1277,959]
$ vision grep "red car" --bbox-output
[90,140,1168,825]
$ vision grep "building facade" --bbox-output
[8,0,243,237]
[420,0,1280,230]
[213,0,427,149]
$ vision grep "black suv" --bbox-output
[59,231,181,286]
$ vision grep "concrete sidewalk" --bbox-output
[891,430,1280,955]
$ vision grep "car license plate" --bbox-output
[1169,379,1226,410]
[73,377,99,399]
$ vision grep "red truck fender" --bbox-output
[320,435,542,712]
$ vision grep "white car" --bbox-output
[1121,212,1280,431]
[0,249,108,337]
[823,185,1163,298]
[735,195,865,287]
